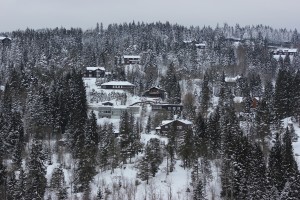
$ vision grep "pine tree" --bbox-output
[246,143,267,199]
[0,153,7,198]
[194,112,207,157]
[68,70,88,158]
[96,188,103,200]
[166,123,176,173]
[274,69,293,120]
[74,117,97,193]
[25,138,47,199]
[206,107,221,159]
[248,72,262,97]
[163,63,181,104]
[107,124,120,173]
[145,115,151,134]
[119,110,132,163]
[255,98,271,155]
[292,70,300,124]
[7,172,17,200]
[178,127,194,169]
[14,168,26,200]
[138,138,162,183]
[12,138,23,169]
[282,127,299,184]
[50,166,68,200]
[200,71,211,117]
[138,151,151,184]
[193,180,206,200]
[268,132,285,192]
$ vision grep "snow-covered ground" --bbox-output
[43,78,300,199]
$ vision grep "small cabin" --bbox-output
[143,87,166,100]
[84,67,105,78]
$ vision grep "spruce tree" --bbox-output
[138,138,162,183]
[268,132,285,192]
[246,143,267,199]
[194,112,207,157]
[206,107,221,159]
[274,69,293,120]
[200,71,210,117]
[119,110,132,163]
[193,180,206,200]
[282,127,298,184]
[178,127,194,169]
[7,172,17,200]
[68,70,87,158]
[255,98,271,155]
[25,139,47,199]
[146,115,151,134]
[292,70,300,124]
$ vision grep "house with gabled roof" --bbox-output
[101,81,135,93]
[142,86,166,100]
[155,119,192,136]
[123,55,140,65]
[84,67,105,78]
[0,36,11,46]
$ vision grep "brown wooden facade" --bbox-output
[143,87,166,100]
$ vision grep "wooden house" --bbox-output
[100,81,135,93]
[272,48,298,56]
[152,104,183,114]
[123,55,140,65]
[195,43,206,49]
[102,101,114,106]
[155,119,192,136]
[0,36,11,46]
[98,105,140,118]
[142,87,166,100]
[84,67,105,78]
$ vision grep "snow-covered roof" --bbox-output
[272,54,295,61]
[86,67,105,71]
[146,86,166,91]
[0,36,11,40]
[225,75,241,82]
[183,40,193,43]
[177,119,193,125]
[195,43,206,47]
[123,55,140,59]
[160,119,193,126]
[101,81,135,86]
[276,48,298,53]
[161,120,173,126]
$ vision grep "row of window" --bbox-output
[164,125,182,130]
[113,85,123,88]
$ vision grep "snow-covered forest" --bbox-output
[1,22,300,199]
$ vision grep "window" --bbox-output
[165,125,168,128]
[177,126,182,130]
